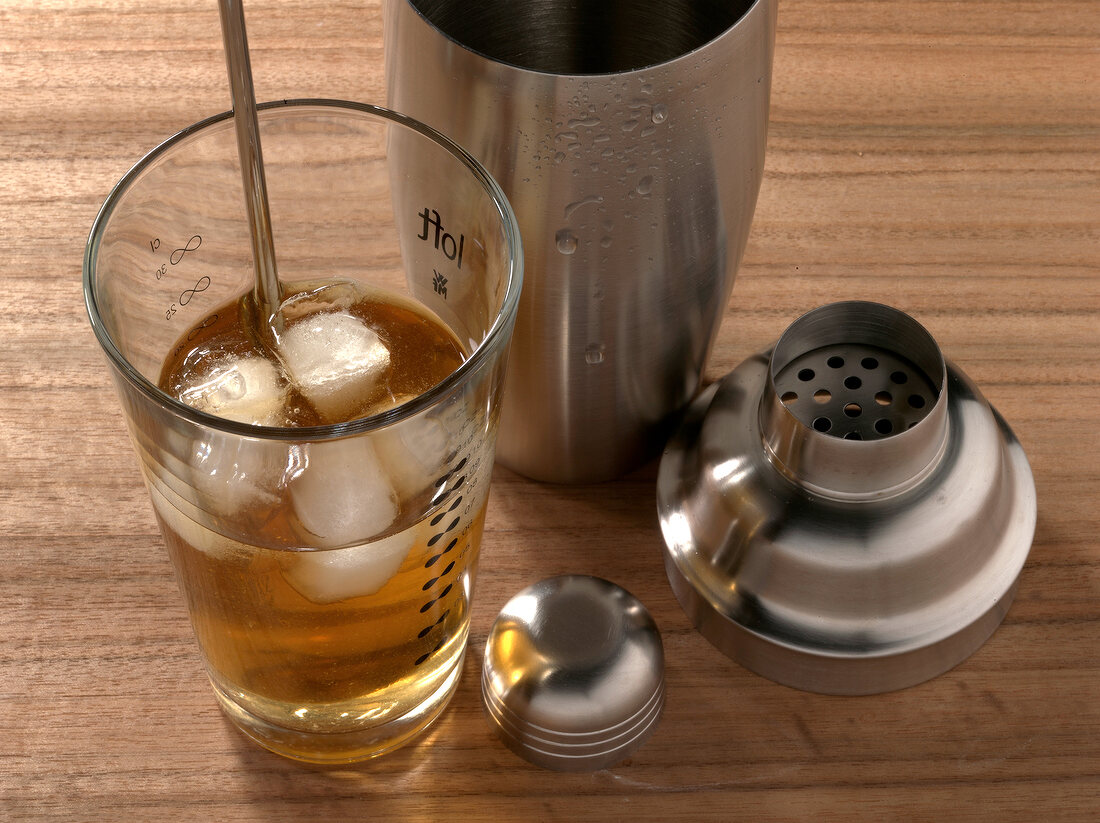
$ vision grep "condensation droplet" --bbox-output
[636,175,653,195]
[651,104,668,124]
[555,229,578,255]
[564,194,604,220]
[600,236,613,248]
[554,151,566,163]
[585,344,606,365]
[568,114,601,129]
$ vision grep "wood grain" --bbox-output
[1,1,1097,820]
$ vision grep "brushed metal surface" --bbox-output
[657,302,1037,694]
[481,575,665,771]
[385,0,777,482]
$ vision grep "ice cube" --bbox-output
[282,530,414,604]
[277,312,390,422]
[373,403,455,500]
[277,279,364,320]
[190,431,286,518]
[177,355,287,425]
[290,437,400,549]
[148,476,249,560]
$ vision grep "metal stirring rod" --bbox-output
[217,0,282,329]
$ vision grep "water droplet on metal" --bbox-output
[636,176,653,196]
[555,229,578,255]
[564,195,604,220]
[585,344,606,365]
[651,104,669,124]
[568,114,601,129]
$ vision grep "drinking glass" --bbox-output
[83,99,522,763]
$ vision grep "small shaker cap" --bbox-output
[481,575,665,772]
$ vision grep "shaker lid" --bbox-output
[658,301,1036,694]
[481,575,665,771]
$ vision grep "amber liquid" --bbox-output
[153,279,482,762]
[159,278,467,426]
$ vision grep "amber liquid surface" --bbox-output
[152,279,481,762]
[159,278,466,426]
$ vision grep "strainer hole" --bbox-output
[798,368,815,382]
[844,403,862,418]
[890,370,908,385]
[813,417,832,433]
[844,431,863,440]
[827,356,845,369]
[781,391,798,405]
[844,375,862,390]
[875,419,894,435]
[861,356,879,370]
[814,388,832,403]
[875,391,893,406]
[908,394,926,409]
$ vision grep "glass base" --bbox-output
[210,656,465,764]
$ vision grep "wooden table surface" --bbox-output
[2,1,1098,819]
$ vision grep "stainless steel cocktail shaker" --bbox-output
[386,0,777,482]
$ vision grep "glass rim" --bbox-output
[83,98,523,442]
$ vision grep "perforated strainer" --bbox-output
[657,301,1036,694]
[774,344,937,440]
